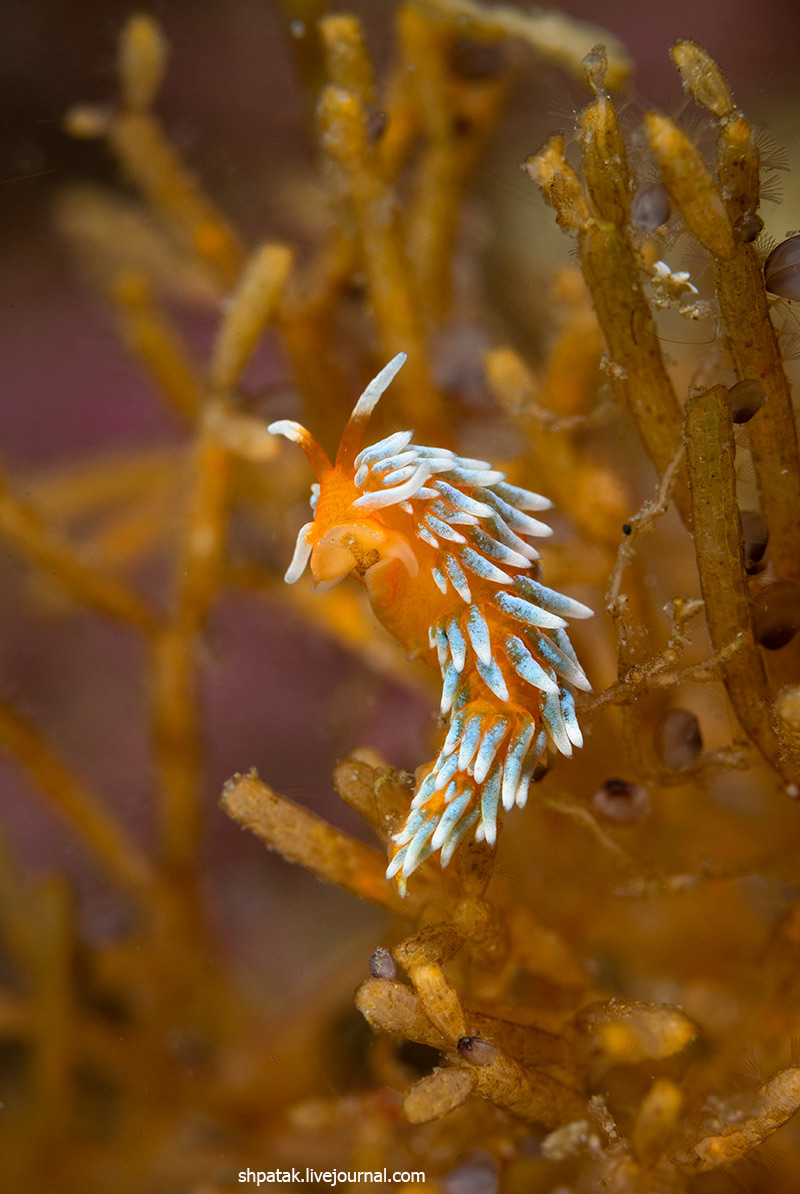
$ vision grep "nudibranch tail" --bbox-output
[269,353,593,891]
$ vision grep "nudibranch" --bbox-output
[269,353,592,886]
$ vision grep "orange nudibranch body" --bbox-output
[269,353,592,887]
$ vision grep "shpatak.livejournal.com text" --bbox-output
[238,1168,426,1186]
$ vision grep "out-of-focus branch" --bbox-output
[648,40,800,585]
[684,385,799,785]
[220,770,416,917]
[0,699,156,898]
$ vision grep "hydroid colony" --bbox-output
[1,2,800,1191]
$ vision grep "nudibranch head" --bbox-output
[308,518,419,591]
[269,352,421,592]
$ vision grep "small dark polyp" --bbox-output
[764,234,800,299]
[654,708,702,772]
[457,1035,498,1066]
[449,37,506,79]
[740,510,769,573]
[631,181,671,232]
[752,583,800,650]
[591,777,650,823]
[728,379,766,424]
[735,210,763,243]
[368,946,397,980]
[532,758,550,783]
[364,107,388,143]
